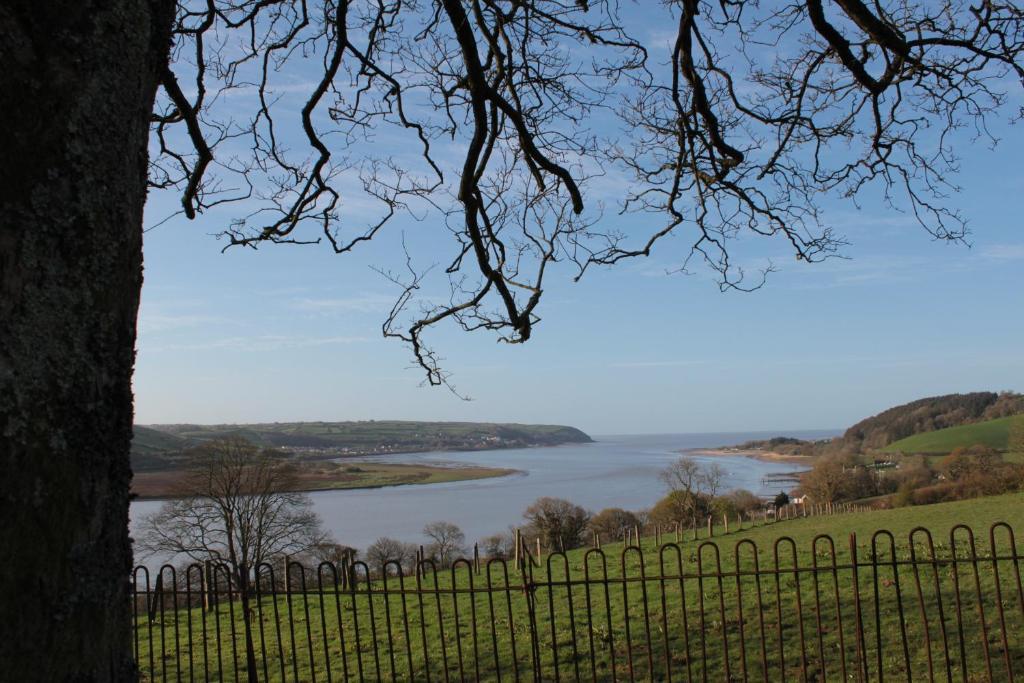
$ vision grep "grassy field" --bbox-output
[883,414,1024,455]
[135,493,1024,681]
[132,461,518,499]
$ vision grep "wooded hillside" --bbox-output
[132,421,593,471]
[836,392,1024,452]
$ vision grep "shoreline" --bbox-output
[324,438,588,461]
[685,447,816,465]
[132,461,522,501]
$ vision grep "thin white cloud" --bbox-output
[139,313,227,334]
[980,243,1024,261]
[293,294,396,313]
[147,334,369,353]
[609,360,707,369]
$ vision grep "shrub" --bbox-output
[588,508,641,544]
[648,490,712,528]
[523,497,591,551]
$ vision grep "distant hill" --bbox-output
[728,391,1024,457]
[131,426,196,472]
[132,420,592,471]
[835,391,1024,453]
[883,414,1024,455]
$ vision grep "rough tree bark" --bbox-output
[0,1,173,679]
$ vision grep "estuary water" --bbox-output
[129,430,834,558]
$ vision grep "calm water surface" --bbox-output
[130,430,833,559]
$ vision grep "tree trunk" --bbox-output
[0,1,172,679]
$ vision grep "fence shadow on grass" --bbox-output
[133,522,1024,682]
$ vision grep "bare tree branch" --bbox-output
[150,0,1024,384]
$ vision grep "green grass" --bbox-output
[136,493,1024,681]
[883,414,1024,455]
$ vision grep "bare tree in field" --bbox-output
[480,529,518,560]
[4,0,1023,676]
[136,437,329,584]
[661,456,728,496]
[423,521,468,568]
[703,463,726,498]
[659,456,728,519]
[365,537,419,575]
[660,457,703,494]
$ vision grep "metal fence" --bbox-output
[133,522,1024,682]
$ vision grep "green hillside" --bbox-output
[131,426,192,454]
[727,391,1024,457]
[883,413,1024,455]
[130,426,195,471]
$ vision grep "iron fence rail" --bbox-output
[132,522,1024,682]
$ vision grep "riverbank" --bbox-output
[131,460,520,500]
[131,432,833,554]
[685,447,817,465]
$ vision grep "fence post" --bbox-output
[148,572,163,623]
[204,560,215,610]
[724,514,729,534]
[520,546,542,680]
[850,532,869,681]
[474,543,480,574]
[675,522,680,543]
[201,560,210,612]
[707,516,713,537]
[238,563,260,683]
[536,537,542,563]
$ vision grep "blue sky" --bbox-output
[136,8,1024,435]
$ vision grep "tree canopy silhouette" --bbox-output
[152,0,1024,387]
